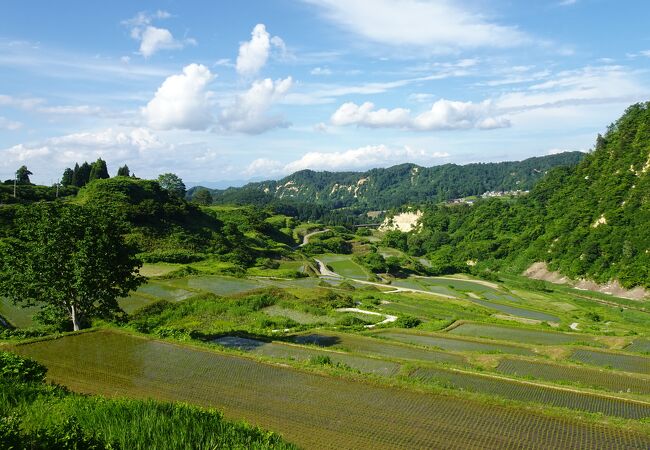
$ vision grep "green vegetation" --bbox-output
[0,202,144,330]
[0,351,295,449]
[403,103,650,288]
[13,331,650,449]
[196,152,584,213]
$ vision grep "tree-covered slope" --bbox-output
[193,152,585,210]
[409,103,650,288]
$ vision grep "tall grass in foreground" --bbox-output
[0,380,297,449]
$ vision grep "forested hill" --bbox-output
[407,102,650,289]
[191,152,585,210]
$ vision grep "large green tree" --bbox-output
[89,158,110,181]
[116,164,130,177]
[0,202,144,330]
[157,173,186,198]
[15,166,32,184]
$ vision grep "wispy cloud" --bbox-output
[304,0,530,51]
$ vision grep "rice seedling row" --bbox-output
[465,298,560,323]
[448,323,590,345]
[570,349,650,375]
[411,367,650,419]
[496,358,650,395]
[625,339,650,354]
[291,332,468,366]
[213,336,400,376]
[12,330,650,449]
[375,330,534,355]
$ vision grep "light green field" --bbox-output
[318,254,370,280]
[13,330,650,449]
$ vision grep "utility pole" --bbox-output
[13,175,16,198]
[56,179,60,198]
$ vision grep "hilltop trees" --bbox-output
[117,165,131,177]
[15,166,32,184]
[0,202,144,330]
[157,173,186,198]
[89,158,109,181]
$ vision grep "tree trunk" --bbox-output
[71,304,80,331]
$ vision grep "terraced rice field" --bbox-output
[213,336,400,376]
[262,306,336,324]
[291,332,468,366]
[496,358,650,395]
[13,331,650,449]
[180,276,265,296]
[0,298,39,328]
[136,282,195,301]
[411,366,650,419]
[465,298,560,323]
[448,323,590,345]
[626,339,650,354]
[318,255,369,280]
[375,331,534,356]
[570,349,650,375]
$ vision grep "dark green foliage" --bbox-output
[394,315,422,328]
[73,162,92,188]
[0,351,47,383]
[138,249,206,264]
[116,165,130,177]
[0,184,78,205]
[197,152,585,212]
[15,165,32,184]
[192,188,213,205]
[61,168,74,186]
[0,202,144,330]
[412,102,650,287]
[89,158,110,181]
[157,173,186,198]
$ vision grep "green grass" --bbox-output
[570,348,650,375]
[496,358,650,395]
[410,366,650,419]
[448,323,591,345]
[12,330,650,449]
[1,380,295,449]
[374,330,535,356]
[262,305,336,325]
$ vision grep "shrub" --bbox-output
[138,250,205,264]
[0,352,47,383]
[394,315,422,329]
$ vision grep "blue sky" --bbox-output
[1,0,649,185]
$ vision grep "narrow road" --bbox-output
[314,258,457,299]
[298,229,329,247]
[336,307,398,328]
[314,258,339,277]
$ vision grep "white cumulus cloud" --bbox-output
[331,99,510,131]
[219,77,293,134]
[236,24,286,76]
[142,63,215,130]
[123,11,196,58]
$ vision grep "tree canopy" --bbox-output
[157,173,186,198]
[15,166,32,184]
[0,202,144,330]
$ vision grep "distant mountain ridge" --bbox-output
[190,152,586,210]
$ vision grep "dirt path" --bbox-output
[314,258,339,277]
[299,229,329,247]
[315,259,457,299]
[336,307,398,328]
